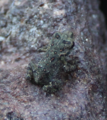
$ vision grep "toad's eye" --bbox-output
[55,33,60,39]
[62,40,71,44]
[70,33,73,38]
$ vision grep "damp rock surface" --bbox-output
[0,0,107,120]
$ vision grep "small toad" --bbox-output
[26,32,76,93]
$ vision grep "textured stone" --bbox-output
[0,0,107,120]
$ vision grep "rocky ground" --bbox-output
[0,0,107,120]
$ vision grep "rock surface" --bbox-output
[0,0,107,120]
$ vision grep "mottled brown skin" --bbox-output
[26,32,76,93]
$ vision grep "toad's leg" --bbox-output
[26,62,37,82]
[60,56,77,72]
[26,63,33,81]
[63,63,77,72]
[43,79,62,93]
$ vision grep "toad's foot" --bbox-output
[43,79,62,93]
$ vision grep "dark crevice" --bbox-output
[99,0,107,26]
